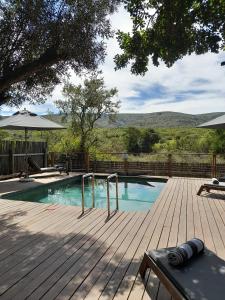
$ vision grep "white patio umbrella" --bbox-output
[198,114,225,129]
[198,114,225,178]
[0,109,65,181]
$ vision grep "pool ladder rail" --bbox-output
[107,173,119,217]
[81,173,119,217]
[81,173,95,214]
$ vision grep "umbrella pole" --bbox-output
[20,128,34,182]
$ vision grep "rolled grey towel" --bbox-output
[167,238,204,266]
[212,178,219,184]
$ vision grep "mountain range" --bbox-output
[46,111,225,128]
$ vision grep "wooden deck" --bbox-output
[0,177,225,299]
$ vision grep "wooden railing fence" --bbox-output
[57,152,224,178]
[1,146,224,179]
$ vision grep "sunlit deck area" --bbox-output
[0,177,225,299]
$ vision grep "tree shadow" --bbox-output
[0,205,148,299]
[0,172,72,198]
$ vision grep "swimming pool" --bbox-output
[3,176,166,212]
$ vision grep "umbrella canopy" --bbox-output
[0,109,65,131]
[197,114,225,129]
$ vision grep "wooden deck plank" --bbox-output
[95,213,150,300]
[167,178,183,247]
[56,212,145,300]
[153,178,184,300]
[0,177,224,300]
[200,190,225,257]
[0,205,75,258]
[129,177,178,300]
[66,212,143,299]
[177,178,188,244]
[144,177,181,300]
[0,208,105,296]
[0,204,76,246]
[2,210,108,299]
[194,179,216,252]
[133,178,179,300]
[191,179,204,240]
[40,212,135,300]
[204,193,225,259]
[0,201,49,241]
[0,200,46,226]
[96,179,174,300]
[140,178,181,300]
[186,179,194,240]
[0,206,81,273]
[28,212,128,300]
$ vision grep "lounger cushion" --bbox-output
[149,247,225,300]
[40,167,57,171]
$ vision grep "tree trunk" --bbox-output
[79,135,86,154]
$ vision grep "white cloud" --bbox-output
[101,8,225,115]
[1,7,225,116]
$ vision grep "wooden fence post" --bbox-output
[68,155,72,172]
[9,141,14,174]
[85,152,89,172]
[43,143,48,167]
[123,153,128,175]
[50,152,55,167]
[212,153,217,178]
[214,154,217,178]
[168,153,172,177]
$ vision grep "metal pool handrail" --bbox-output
[107,173,119,217]
[82,173,95,214]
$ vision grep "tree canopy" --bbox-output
[125,127,160,153]
[56,74,119,152]
[115,0,225,75]
[0,0,118,106]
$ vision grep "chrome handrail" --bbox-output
[81,173,95,214]
[106,173,119,217]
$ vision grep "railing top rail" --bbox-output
[82,173,94,178]
[88,152,213,155]
[107,173,118,180]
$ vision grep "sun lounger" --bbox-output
[197,183,225,195]
[28,157,69,175]
[139,247,225,300]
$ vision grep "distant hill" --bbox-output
[44,111,225,128]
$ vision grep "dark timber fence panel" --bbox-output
[66,152,222,178]
[4,148,222,178]
[0,141,47,175]
[88,160,214,177]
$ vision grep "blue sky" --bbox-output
[1,7,225,116]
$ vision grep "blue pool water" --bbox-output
[3,177,166,212]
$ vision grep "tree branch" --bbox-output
[0,47,65,93]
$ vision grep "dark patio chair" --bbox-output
[28,156,69,175]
